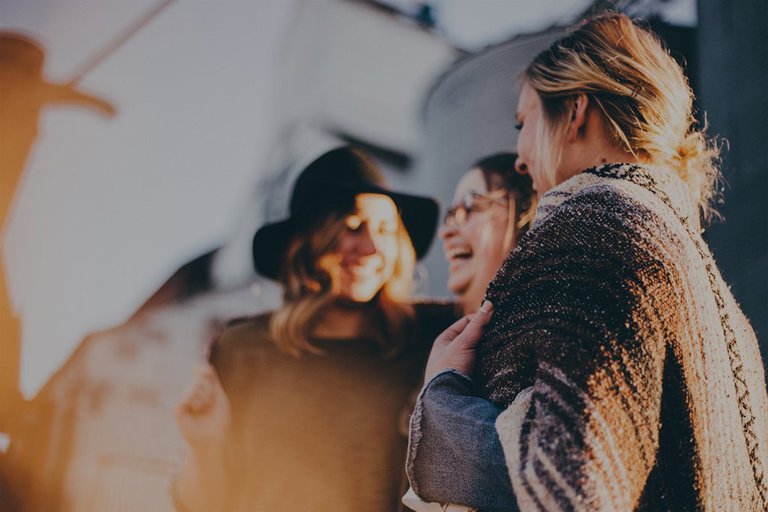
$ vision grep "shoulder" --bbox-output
[214,312,273,351]
[549,183,651,229]
[411,299,460,335]
[208,312,275,372]
[524,179,676,267]
[532,164,689,245]
[489,175,680,313]
[220,312,272,340]
[411,298,459,318]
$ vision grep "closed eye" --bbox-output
[378,222,397,235]
[345,215,363,231]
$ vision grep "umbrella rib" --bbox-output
[65,0,177,86]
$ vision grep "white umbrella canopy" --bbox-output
[1,0,696,401]
[0,0,297,398]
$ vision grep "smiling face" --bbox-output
[440,169,513,314]
[328,193,400,303]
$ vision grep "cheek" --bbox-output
[384,245,399,273]
[454,223,478,256]
[336,234,354,260]
[376,238,399,271]
[518,126,534,161]
[474,217,509,261]
[318,252,340,276]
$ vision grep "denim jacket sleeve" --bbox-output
[406,369,518,512]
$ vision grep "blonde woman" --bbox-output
[407,13,768,512]
[172,147,456,512]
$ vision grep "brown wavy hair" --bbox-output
[524,13,721,223]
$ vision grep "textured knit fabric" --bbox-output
[479,163,768,511]
[209,301,457,512]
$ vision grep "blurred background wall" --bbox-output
[697,0,767,345]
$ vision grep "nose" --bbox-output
[514,155,528,175]
[439,221,458,241]
[356,227,378,257]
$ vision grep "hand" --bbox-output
[424,300,494,382]
[174,363,231,452]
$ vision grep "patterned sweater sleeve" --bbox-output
[480,189,672,511]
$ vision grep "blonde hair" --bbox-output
[474,152,538,251]
[269,203,416,358]
[525,13,721,223]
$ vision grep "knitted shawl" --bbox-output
[477,163,768,511]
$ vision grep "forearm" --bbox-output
[496,356,663,511]
[407,370,517,512]
[172,446,231,512]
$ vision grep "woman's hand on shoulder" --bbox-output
[175,363,231,452]
[424,301,494,383]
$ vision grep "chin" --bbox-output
[458,297,477,315]
[343,282,384,304]
[446,282,463,297]
[447,273,472,297]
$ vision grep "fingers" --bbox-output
[176,364,220,416]
[434,315,472,345]
[451,300,494,351]
[423,302,494,381]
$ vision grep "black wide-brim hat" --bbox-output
[253,147,439,280]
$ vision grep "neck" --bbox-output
[459,294,481,316]
[557,109,644,186]
[311,300,369,338]
[591,145,643,168]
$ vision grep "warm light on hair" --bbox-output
[473,153,538,253]
[269,205,415,357]
[524,13,721,223]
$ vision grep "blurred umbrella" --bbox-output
[0,31,116,424]
[1,0,295,398]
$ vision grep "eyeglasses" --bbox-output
[444,189,510,227]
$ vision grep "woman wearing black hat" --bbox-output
[172,147,456,512]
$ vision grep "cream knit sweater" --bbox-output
[479,164,768,511]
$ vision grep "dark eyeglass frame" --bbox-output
[444,189,510,227]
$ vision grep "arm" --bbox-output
[407,369,517,512]
[172,444,230,512]
[407,304,518,511]
[495,336,665,512]
[173,364,233,512]
[484,193,669,511]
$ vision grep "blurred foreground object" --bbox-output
[0,31,116,223]
[0,30,116,425]
[0,31,115,511]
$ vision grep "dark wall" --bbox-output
[698,0,768,359]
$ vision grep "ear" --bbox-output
[566,93,589,141]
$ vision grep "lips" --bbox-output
[342,263,382,278]
[445,246,473,262]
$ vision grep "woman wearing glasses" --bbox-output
[401,154,536,512]
[440,153,535,316]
